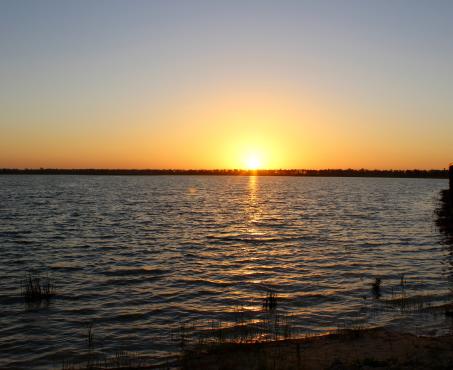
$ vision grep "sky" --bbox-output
[1,0,452,169]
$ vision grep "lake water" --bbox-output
[0,175,452,369]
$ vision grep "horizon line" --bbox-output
[0,167,449,172]
[1,168,449,179]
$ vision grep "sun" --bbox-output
[245,154,262,170]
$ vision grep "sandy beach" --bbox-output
[182,327,453,370]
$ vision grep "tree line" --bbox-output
[0,168,448,178]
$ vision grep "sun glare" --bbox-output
[245,154,261,170]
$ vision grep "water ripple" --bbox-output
[0,175,450,369]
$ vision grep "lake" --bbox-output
[0,175,451,369]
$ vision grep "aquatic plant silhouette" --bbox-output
[371,277,382,298]
[21,273,55,304]
[87,323,94,350]
[262,291,278,311]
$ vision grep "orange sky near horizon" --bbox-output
[1,83,451,170]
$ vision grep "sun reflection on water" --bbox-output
[246,175,263,235]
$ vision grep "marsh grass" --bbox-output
[179,312,299,370]
[371,277,382,298]
[335,313,369,338]
[262,311,294,341]
[172,308,296,352]
[363,273,448,315]
[381,294,434,313]
[87,323,95,350]
[21,273,55,304]
[263,291,278,311]
[374,274,443,314]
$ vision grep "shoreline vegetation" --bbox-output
[59,289,453,370]
[61,322,453,370]
[0,168,449,178]
[57,321,453,370]
[180,326,453,370]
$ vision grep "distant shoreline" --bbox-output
[0,168,448,178]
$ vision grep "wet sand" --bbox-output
[181,327,453,370]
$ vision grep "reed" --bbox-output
[262,291,278,311]
[336,317,368,338]
[371,277,382,298]
[87,323,94,350]
[21,273,55,303]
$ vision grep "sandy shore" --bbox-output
[181,327,453,370]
